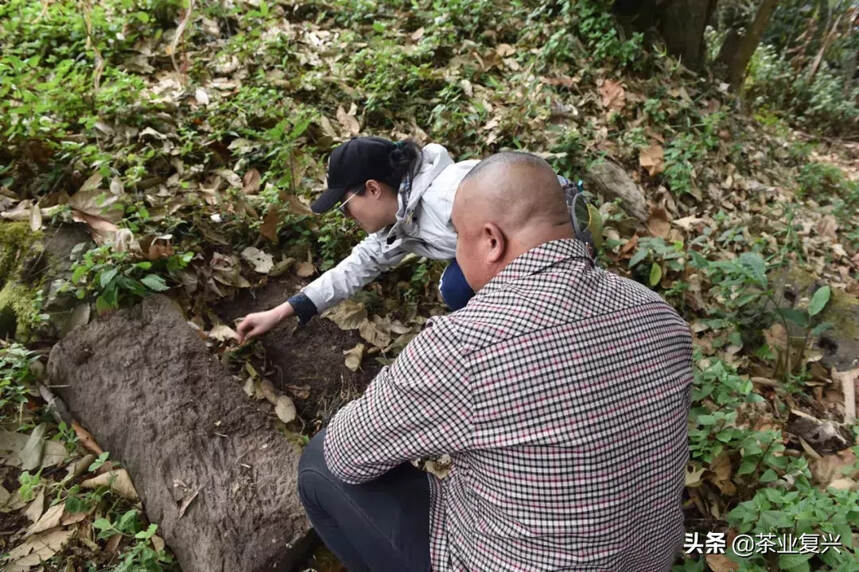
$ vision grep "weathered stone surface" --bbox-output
[585,160,649,222]
[773,268,859,371]
[0,221,92,340]
[48,294,311,572]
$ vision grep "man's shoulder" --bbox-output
[441,261,685,349]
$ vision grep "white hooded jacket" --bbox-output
[297,143,478,317]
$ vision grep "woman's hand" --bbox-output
[236,303,294,344]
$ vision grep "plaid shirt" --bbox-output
[324,239,693,571]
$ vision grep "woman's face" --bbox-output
[340,180,399,233]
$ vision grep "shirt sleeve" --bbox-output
[323,318,473,484]
[300,232,408,316]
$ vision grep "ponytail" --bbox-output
[385,139,421,196]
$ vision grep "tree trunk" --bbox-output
[47,295,313,572]
[807,10,844,82]
[614,0,718,72]
[843,47,857,98]
[717,0,781,90]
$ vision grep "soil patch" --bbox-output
[214,275,382,424]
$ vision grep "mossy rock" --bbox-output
[0,222,41,287]
[0,222,43,339]
[0,221,92,341]
[772,268,859,371]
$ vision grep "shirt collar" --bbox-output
[479,238,592,295]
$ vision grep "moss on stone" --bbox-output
[0,222,46,341]
[0,281,43,340]
[826,288,859,341]
[0,222,41,287]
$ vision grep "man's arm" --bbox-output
[323,318,472,484]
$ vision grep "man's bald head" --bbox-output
[451,152,574,292]
[457,152,570,234]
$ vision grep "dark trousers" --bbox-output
[298,429,433,572]
[439,259,474,311]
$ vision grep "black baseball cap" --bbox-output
[311,136,397,214]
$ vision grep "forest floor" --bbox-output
[1,1,858,571]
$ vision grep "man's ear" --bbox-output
[483,222,506,264]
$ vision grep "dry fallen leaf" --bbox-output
[242,168,262,195]
[275,396,297,423]
[5,528,74,569]
[106,532,123,554]
[336,105,360,136]
[208,324,239,343]
[323,300,367,330]
[260,207,280,243]
[359,318,392,349]
[71,209,119,244]
[672,216,708,232]
[194,87,210,106]
[41,439,66,469]
[72,422,103,456]
[178,488,200,518]
[27,502,64,536]
[706,554,739,572]
[639,144,665,176]
[496,43,516,57]
[81,469,139,501]
[646,205,672,239]
[343,343,365,372]
[706,453,736,496]
[146,234,175,260]
[812,448,858,486]
[30,203,42,231]
[20,424,47,471]
[24,489,45,524]
[68,187,124,223]
[816,215,838,239]
[832,367,859,424]
[240,246,274,274]
[295,260,315,277]
[598,79,625,110]
[259,379,278,405]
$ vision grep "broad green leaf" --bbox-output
[778,552,812,571]
[140,274,169,292]
[99,267,118,288]
[810,321,834,337]
[779,308,808,327]
[117,509,138,533]
[135,523,158,540]
[739,252,767,288]
[628,247,649,268]
[648,262,662,286]
[808,285,831,317]
[737,456,758,475]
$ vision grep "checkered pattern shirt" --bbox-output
[324,238,693,571]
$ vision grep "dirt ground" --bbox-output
[214,275,382,427]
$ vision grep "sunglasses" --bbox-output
[337,187,362,215]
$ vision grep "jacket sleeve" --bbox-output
[300,232,408,317]
[323,318,473,484]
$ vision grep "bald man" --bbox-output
[298,152,693,571]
